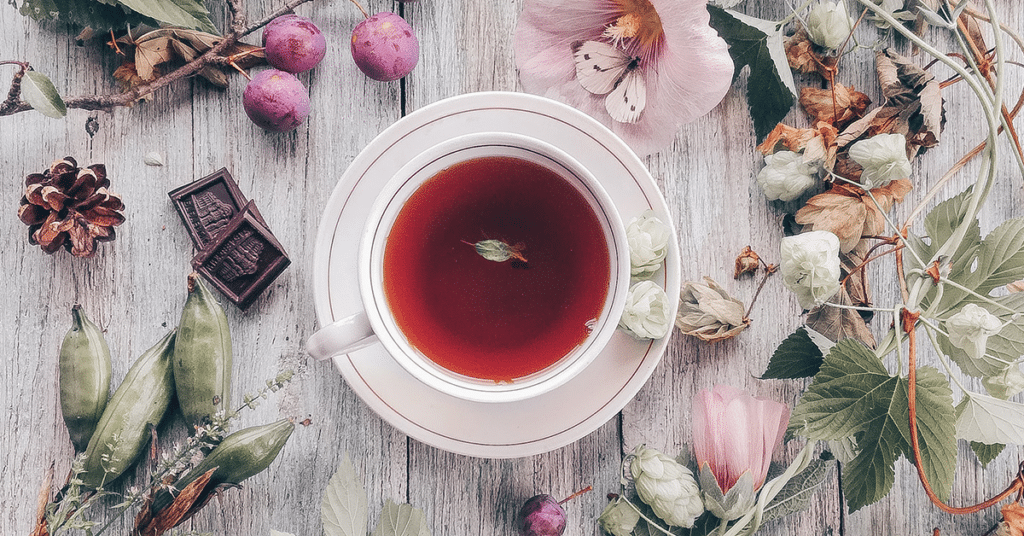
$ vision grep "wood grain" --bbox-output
[2,1,1023,535]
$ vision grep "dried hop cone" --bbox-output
[18,157,125,257]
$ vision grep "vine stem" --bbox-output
[902,308,1024,515]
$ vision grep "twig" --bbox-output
[0,0,316,117]
[0,61,27,115]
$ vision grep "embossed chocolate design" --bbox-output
[191,202,290,309]
[168,168,267,249]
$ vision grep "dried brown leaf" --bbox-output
[840,241,872,307]
[795,179,912,252]
[1002,503,1024,536]
[757,122,838,166]
[805,286,876,348]
[30,464,54,536]
[135,36,174,81]
[133,468,216,536]
[1008,280,1024,293]
[800,84,872,128]
[784,27,838,79]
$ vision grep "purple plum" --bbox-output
[350,11,419,81]
[242,69,310,132]
[516,494,566,536]
[262,14,327,73]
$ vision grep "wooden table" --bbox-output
[3,1,1022,534]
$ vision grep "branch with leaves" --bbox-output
[1,0,315,118]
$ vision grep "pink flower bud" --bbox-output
[692,385,789,493]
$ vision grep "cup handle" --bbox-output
[306,312,378,361]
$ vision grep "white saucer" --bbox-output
[312,92,681,458]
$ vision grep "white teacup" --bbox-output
[306,132,630,403]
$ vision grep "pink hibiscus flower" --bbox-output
[514,0,734,157]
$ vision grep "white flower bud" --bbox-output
[626,210,671,278]
[946,304,1002,362]
[780,231,841,310]
[619,281,671,339]
[598,498,641,536]
[848,133,911,189]
[755,150,819,202]
[806,1,854,50]
[630,445,704,528]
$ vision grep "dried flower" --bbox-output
[780,230,841,310]
[734,246,760,278]
[598,498,640,536]
[619,280,671,339]
[627,210,671,278]
[756,150,820,202]
[692,385,789,520]
[946,304,1002,363]
[629,444,704,528]
[806,1,853,50]
[848,133,911,190]
[676,277,748,343]
[514,0,733,156]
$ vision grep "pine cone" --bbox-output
[18,157,125,257]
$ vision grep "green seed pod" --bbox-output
[59,305,112,452]
[174,274,232,427]
[80,330,176,489]
[152,418,294,513]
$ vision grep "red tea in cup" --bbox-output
[382,156,611,382]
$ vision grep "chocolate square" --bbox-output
[191,202,290,309]
[168,168,267,249]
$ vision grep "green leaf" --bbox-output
[911,366,957,503]
[762,327,824,379]
[761,455,834,523]
[21,71,66,118]
[955,392,1024,445]
[116,0,217,33]
[923,187,979,270]
[18,0,153,32]
[789,339,902,441]
[970,442,1005,467]
[371,500,432,536]
[789,340,956,510]
[938,217,1024,313]
[706,5,796,140]
[322,453,368,536]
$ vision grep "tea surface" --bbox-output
[383,156,611,381]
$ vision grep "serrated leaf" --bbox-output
[789,339,900,441]
[116,0,216,33]
[955,392,1024,445]
[372,500,431,536]
[21,71,66,118]
[762,327,824,379]
[790,340,956,510]
[322,453,368,536]
[707,5,796,140]
[940,218,1024,313]
[761,456,834,523]
[923,187,978,267]
[970,442,1004,467]
[911,366,957,503]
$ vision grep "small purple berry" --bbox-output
[350,11,419,81]
[262,14,327,73]
[516,494,566,536]
[242,69,310,132]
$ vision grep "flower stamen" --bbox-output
[607,0,664,63]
